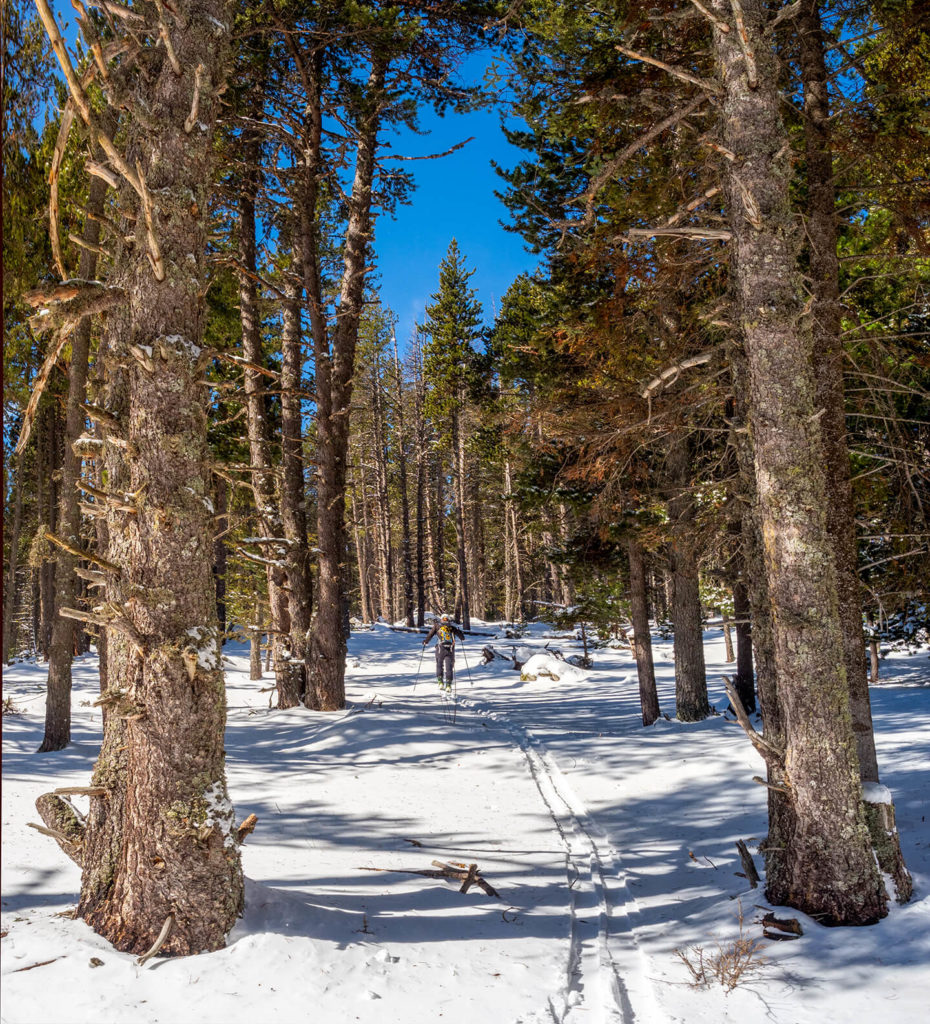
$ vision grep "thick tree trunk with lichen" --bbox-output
[730,339,792,890]
[60,0,243,954]
[667,436,709,722]
[40,169,109,752]
[711,0,885,924]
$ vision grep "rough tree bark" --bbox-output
[307,59,387,709]
[36,399,61,661]
[800,0,909,901]
[370,352,394,620]
[213,473,228,636]
[239,100,297,709]
[503,459,525,622]
[3,455,25,663]
[451,405,471,630]
[799,0,879,782]
[628,536,660,726]
[40,170,109,751]
[393,338,416,626]
[279,276,313,702]
[36,0,244,954]
[412,338,428,626]
[732,578,755,713]
[710,0,886,924]
[667,435,709,722]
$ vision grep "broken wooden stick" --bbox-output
[735,839,760,888]
[358,859,502,899]
[762,912,802,936]
[235,813,257,844]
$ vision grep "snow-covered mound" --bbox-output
[519,651,588,684]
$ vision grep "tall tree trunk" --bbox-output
[556,503,574,607]
[628,536,660,726]
[3,454,25,663]
[732,579,755,713]
[867,612,880,683]
[359,475,379,623]
[722,613,735,663]
[280,275,312,703]
[40,169,109,751]
[250,597,263,680]
[37,399,61,661]
[414,426,426,627]
[710,0,886,924]
[34,0,246,954]
[427,451,445,610]
[237,99,295,708]
[352,490,373,623]
[413,336,428,626]
[451,406,471,629]
[730,340,787,881]
[212,472,228,636]
[667,436,709,722]
[308,59,386,709]
[370,355,394,620]
[466,450,484,619]
[799,2,913,891]
[799,0,878,783]
[503,459,524,622]
[393,339,415,626]
[88,341,112,696]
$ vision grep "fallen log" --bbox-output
[761,912,803,936]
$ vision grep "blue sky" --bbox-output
[44,9,538,347]
[373,56,540,346]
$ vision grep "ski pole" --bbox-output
[414,642,425,693]
[460,639,475,686]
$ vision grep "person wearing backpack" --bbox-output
[423,614,465,691]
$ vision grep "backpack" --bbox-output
[438,623,454,646]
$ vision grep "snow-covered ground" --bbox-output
[2,623,928,1024]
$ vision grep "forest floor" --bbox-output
[2,622,928,1024]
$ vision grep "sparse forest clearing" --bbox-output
[3,625,928,1024]
[3,0,928,1019]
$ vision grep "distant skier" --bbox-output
[423,614,465,691]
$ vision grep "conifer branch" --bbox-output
[615,45,722,95]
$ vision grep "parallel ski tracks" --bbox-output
[456,693,666,1024]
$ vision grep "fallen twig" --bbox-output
[358,859,502,899]
[136,913,174,966]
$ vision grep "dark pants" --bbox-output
[436,643,454,682]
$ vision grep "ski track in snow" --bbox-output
[456,688,665,1024]
[3,624,928,1024]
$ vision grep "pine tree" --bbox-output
[423,240,484,629]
